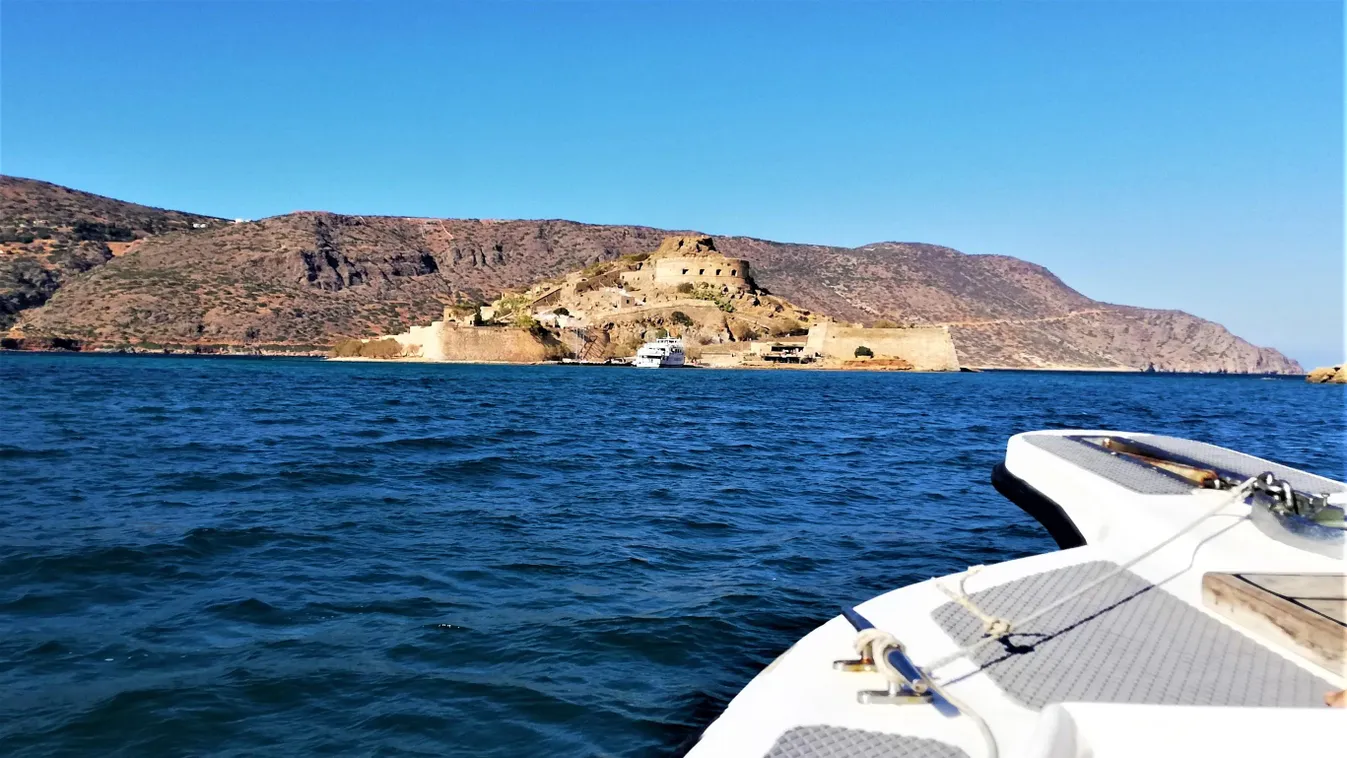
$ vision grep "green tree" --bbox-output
[854,345,874,358]
[360,338,404,358]
[331,339,364,357]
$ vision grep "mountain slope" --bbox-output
[0,176,227,327]
[709,239,1297,371]
[1,176,1300,372]
[12,211,676,346]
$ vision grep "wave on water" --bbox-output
[1,354,1341,757]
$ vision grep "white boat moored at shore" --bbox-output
[688,430,1347,758]
[633,337,686,368]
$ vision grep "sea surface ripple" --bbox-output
[1,354,1342,756]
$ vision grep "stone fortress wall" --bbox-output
[619,235,752,292]
[390,321,445,361]
[372,316,560,363]
[440,324,559,363]
[804,321,960,371]
[622,256,752,290]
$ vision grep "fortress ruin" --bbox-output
[619,236,752,293]
[354,234,961,371]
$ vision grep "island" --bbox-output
[333,236,961,371]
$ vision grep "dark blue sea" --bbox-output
[1,354,1342,757]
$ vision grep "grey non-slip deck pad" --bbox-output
[1129,434,1345,494]
[1023,433,1345,495]
[764,726,969,758]
[1024,435,1192,494]
[931,561,1333,710]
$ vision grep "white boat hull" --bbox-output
[688,430,1347,758]
[633,338,686,368]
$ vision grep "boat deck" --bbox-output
[690,431,1347,758]
[931,561,1331,709]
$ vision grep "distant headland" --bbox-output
[0,175,1302,373]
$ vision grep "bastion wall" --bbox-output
[439,324,558,363]
[805,322,961,371]
[620,256,752,291]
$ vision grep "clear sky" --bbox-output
[2,1,1342,367]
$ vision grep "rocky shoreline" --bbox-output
[1,340,326,357]
[0,343,1321,376]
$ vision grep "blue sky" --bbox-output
[2,1,1342,367]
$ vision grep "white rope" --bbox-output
[926,676,999,758]
[853,627,927,693]
[855,626,997,757]
[847,476,1258,758]
[937,565,1012,638]
[921,475,1258,674]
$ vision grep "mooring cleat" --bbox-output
[838,606,939,705]
[832,654,876,672]
[857,680,933,706]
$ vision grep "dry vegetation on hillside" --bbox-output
[0,176,1301,372]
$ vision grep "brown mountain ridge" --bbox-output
[0,175,1300,372]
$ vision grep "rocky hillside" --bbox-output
[712,240,1298,372]
[1,176,1300,372]
[0,176,228,329]
[11,210,673,348]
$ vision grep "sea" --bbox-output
[1,353,1343,757]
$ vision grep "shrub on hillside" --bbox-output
[0,257,60,325]
[495,293,532,317]
[771,317,802,337]
[676,282,694,294]
[873,319,898,328]
[617,335,644,357]
[71,220,136,243]
[670,311,693,326]
[728,320,756,342]
[854,345,874,358]
[688,283,735,312]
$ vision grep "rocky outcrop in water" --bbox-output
[1306,364,1347,384]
